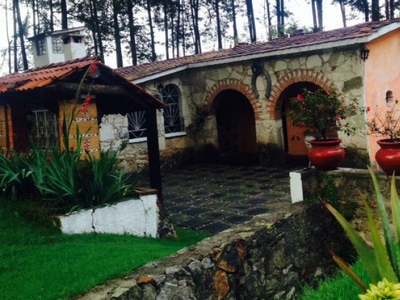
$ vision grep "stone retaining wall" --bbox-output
[304,168,400,242]
[75,203,354,300]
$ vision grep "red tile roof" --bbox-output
[116,19,400,82]
[0,56,167,110]
[0,56,96,93]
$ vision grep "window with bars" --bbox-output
[52,37,63,54]
[27,110,58,149]
[36,38,46,56]
[128,110,147,140]
[127,84,184,142]
[161,84,184,134]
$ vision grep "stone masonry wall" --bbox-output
[304,168,400,243]
[76,203,355,300]
[93,46,366,173]
[113,47,366,172]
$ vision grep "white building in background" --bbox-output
[28,27,87,68]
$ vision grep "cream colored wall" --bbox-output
[364,30,400,169]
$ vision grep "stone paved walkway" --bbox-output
[136,163,299,234]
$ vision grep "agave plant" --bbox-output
[359,278,400,299]
[323,166,400,294]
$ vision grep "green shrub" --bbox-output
[0,145,134,213]
[300,259,370,300]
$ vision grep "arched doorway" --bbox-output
[281,82,338,163]
[215,90,257,164]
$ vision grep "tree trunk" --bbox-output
[127,0,137,65]
[147,0,157,61]
[49,0,54,31]
[246,0,256,42]
[113,0,123,67]
[266,0,272,39]
[389,0,394,19]
[190,0,201,54]
[176,0,182,57]
[311,0,318,31]
[316,0,323,30]
[92,0,104,62]
[364,0,369,21]
[164,1,169,60]
[5,0,12,73]
[14,0,28,70]
[88,0,98,57]
[339,0,347,27]
[31,0,37,35]
[12,0,18,72]
[216,0,222,49]
[61,0,67,29]
[276,0,284,36]
[231,0,238,44]
[371,0,379,21]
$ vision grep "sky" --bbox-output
[0,0,363,74]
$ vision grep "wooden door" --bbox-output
[285,99,309,156]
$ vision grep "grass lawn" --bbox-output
[0,201,211,300]
[299,259,370,300]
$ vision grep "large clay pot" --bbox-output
[308,138,345,171]
[375,139,400,175]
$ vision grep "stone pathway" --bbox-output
[136,163,298,234]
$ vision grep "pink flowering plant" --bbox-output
[367,102,400,141]
[290,87,361,140]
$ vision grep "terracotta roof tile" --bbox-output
[116,19,400,81]
[0,56,167,110]
[0,56,95,93]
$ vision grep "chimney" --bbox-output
[29,27,87,68]
[293,29,304,36]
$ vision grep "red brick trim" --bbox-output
[268,70,334,120]
[206,79,262,121]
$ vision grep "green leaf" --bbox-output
[364,200,398,282]
[323,199,381,283]
[368,167,397,276]
[390,173,400,278]
[330,250,367,292]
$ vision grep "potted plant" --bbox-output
[290,87,361,170]
[367,102,400,175]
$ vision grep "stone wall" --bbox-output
[76,203,355,300]
[95,46,367,173]
[112,47,366,172]
[304,168,399,242]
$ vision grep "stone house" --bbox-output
[105,18,400,172]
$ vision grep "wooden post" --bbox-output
[145,109,163,206]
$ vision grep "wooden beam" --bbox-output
[54,82,134,96]
[50,82,155,111]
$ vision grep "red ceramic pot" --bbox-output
[308,138,345,171]
[375,139,400,175]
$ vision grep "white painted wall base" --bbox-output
[57,193,159,238]
[290,167,316,203]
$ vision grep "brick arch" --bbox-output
[268,70,334,120]
[205,79,262,121]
